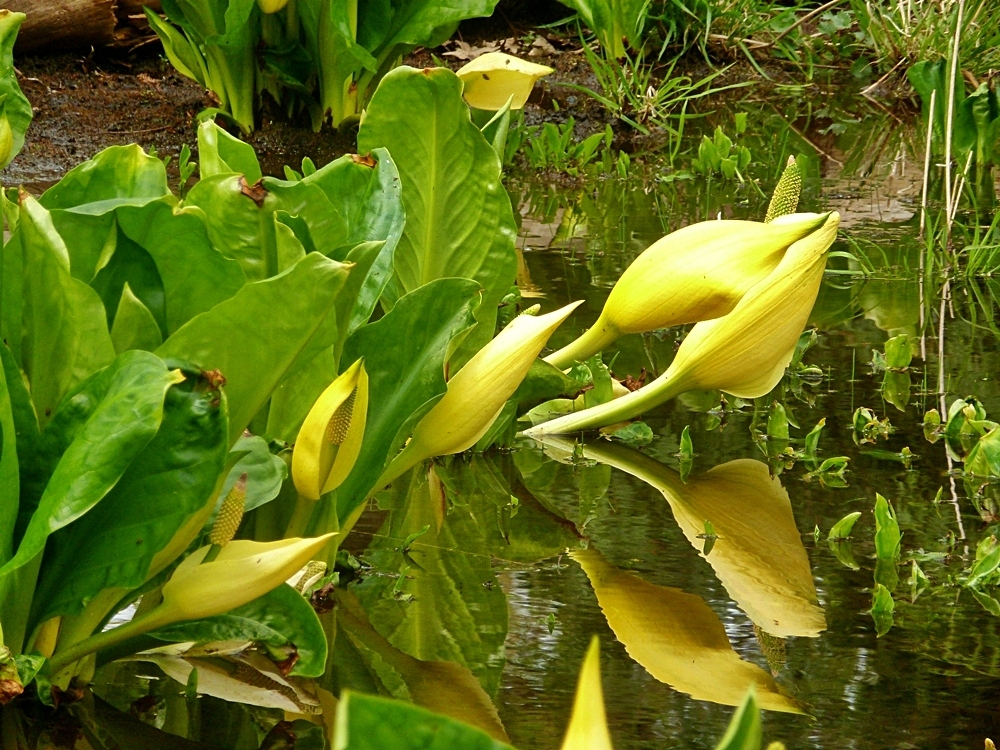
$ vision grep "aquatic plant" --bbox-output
[0,11,30,170]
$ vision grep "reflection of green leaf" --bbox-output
[827,539,859,570]
[354,466,508,696]
[335,691,513,750]
[870,583,895,637]
[679,425,694,482]
[828,511,861,540]
[609,421,653,448]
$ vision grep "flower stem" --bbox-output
[544,317,621,370]
[47,607,172,677]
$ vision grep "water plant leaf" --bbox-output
[18,195,116,428]
[828,511,862,540]
[873,493,901,561]
[0,359,18,568]
[357,66,517,368]
[158,252,351,444]
[827,540,859,570]
[110,282,163,354]
[870,583,895,637]
[334,690,513,750]
[609,421,654,448]
[0,11,33,169]
[30,366,228,626]
[571,546,802,712]
[713,688,762,750]
[965,427,1000,478]
[216,435,287,517]
[336,278,482,519]
[151,583,326,677]
[679,425,694,482]
[197,119,262,182]
[4,352,182,579]
[803,418,825,462]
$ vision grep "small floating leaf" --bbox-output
[827,511,862,540]
[873,493,901,561]
[870,583,895,637]
[679,425,694,482]
[609,421,654,448]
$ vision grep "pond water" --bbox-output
[9,84,1000,749]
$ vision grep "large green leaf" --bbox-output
[335,691,513,750]
[357,0,500,63]
[303,148,405,335]
[116,199,247,335]
[354,466,508,696]
[197,119,262,182]
[31,367,228,625]
[40,145,170,214]
[0,351,180,580]
[18,196,116,428]
[0,355,18,566]
[158,252,351,444]
[335,278,481,517]
[150,583,326,677]
[184,174,347,281]
[357,67,517,366]
[0,12,33,169]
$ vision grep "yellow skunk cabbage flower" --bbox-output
[257,0,290,12]
[526,212,840,436]
[376,301,581,488]
[457,52,554,110]
[159,536,336,622]
[545,213,830,368]
[292,359,368,500]
[46,535,335,675]
[560,636,614,750]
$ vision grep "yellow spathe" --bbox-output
[560,636,614,750]
[292,358,368,500]
[457,52,554,110]
[572,547,803,714]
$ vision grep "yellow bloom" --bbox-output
[292,359,368,500]
[457,52,554,110]
[545,213,830,368]
[377,301,581,487]
[560,636,614,750]
[158,535,335,622]
[526,212,840,436]
[257,0,290,12]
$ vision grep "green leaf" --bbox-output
[219,435,287,516]
[713,688,762,750]
[184,173,347,282]
[336,278,481,518]
[301,148,405,335]
[197,119,262,182]
[0,12,33,169]
[870,583,895,637]
[357,0,501,63]
[111,282,163,354]
[827,511,861,541]
[803,418,825,461]
[679,425,694,482]
[609,421,654,448]
[151,583,326,678]
[158,252,352,444]
[0,351,180,581]
[873,493,901,561]
[31,367,228,625]
[18,196,116,428]
[0,355,19,567]
[40,144,169,214]
[357,67,517,367]
[827,539,859,570]
[334,691,514,750]
[966,427,1000,477]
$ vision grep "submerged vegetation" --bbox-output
[0,0,1000,746]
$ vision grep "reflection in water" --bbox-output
[551,439,826,639]
[571,547,803,713]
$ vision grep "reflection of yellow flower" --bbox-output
[292,359,368,500]
[377,302,580,487]
[572,547,802,713]
[560,636,614,750]
[551,438,825,638]
[546,213,831,368]
[527,213,840,436]
[457,53,554,110]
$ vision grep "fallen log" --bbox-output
[0,0,163,53]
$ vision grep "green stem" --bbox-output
[48,607,173,677]
[370,442,425,496]
[544,316,621,370]
[284,494,316,539]
[522,372,688,437]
